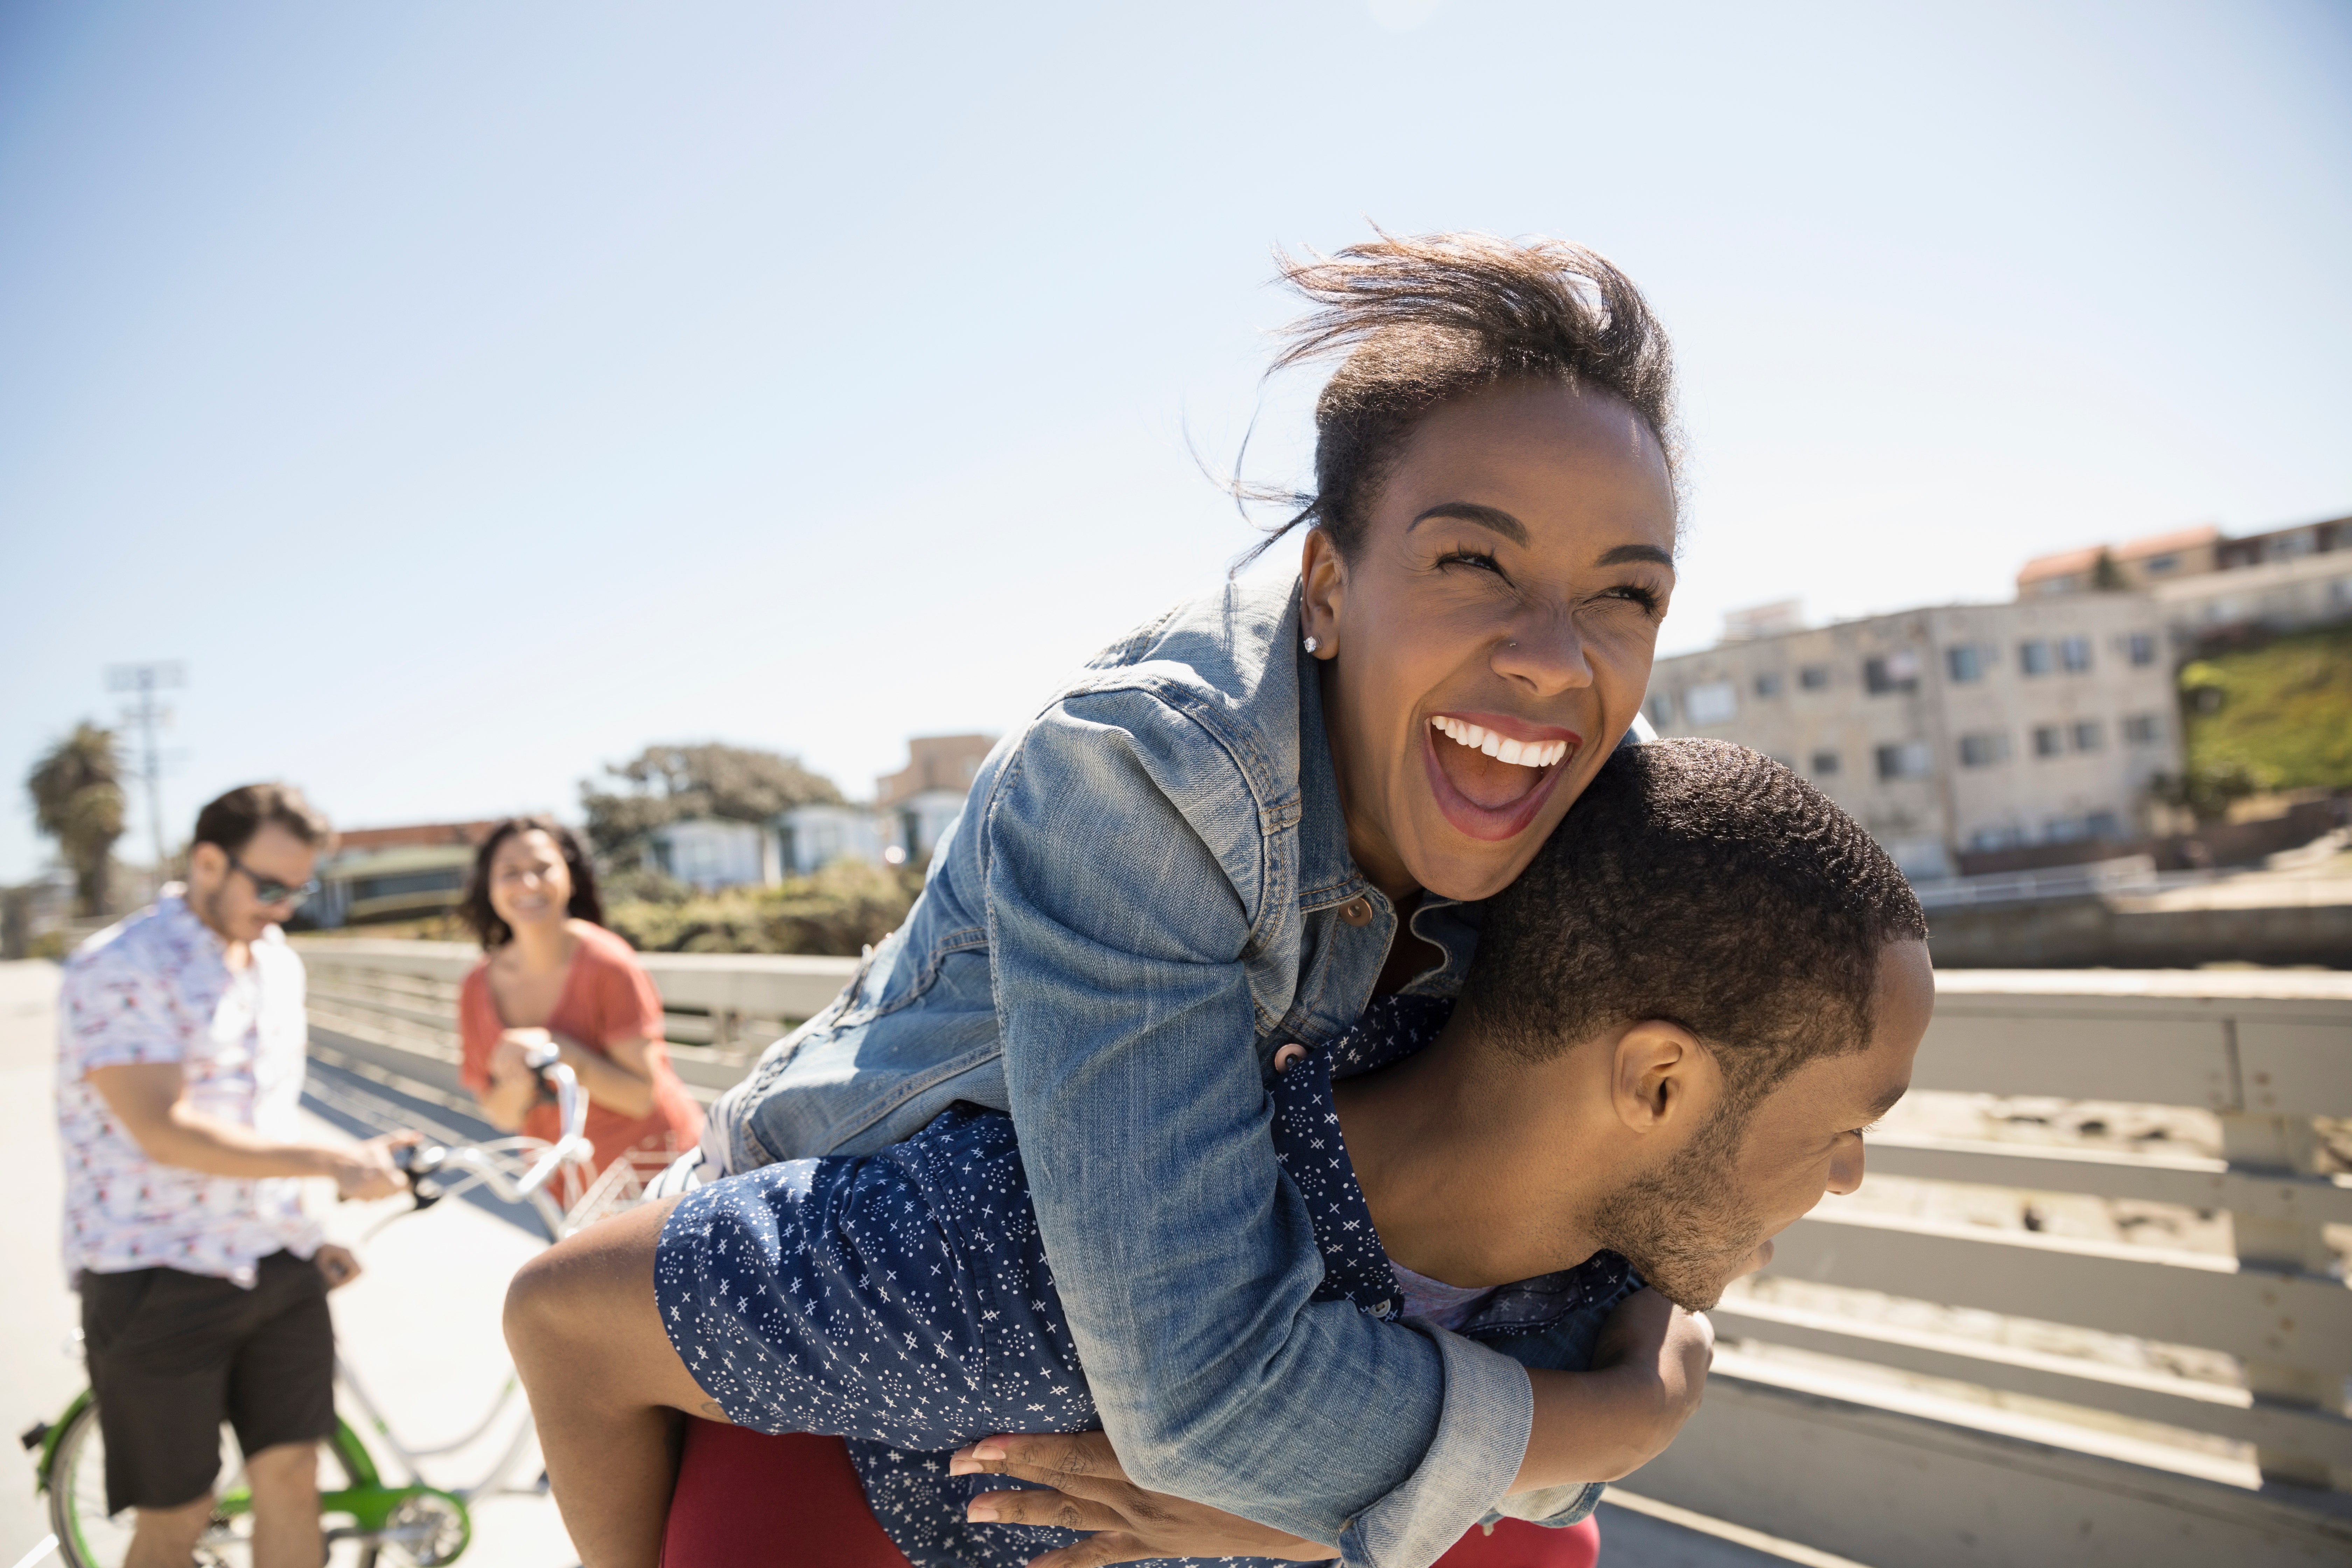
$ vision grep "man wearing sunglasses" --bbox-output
[58,782,416,1568]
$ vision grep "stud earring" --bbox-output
[1302,636,1320,655]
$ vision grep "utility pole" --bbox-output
[105,662,184,872]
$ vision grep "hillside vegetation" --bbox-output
[603,859,921,956]
[2179,623,2352,794]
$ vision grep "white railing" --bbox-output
[294,937,858,1096]
[1908,853,2223,910]
[1719,967,2352,1491]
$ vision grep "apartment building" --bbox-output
[2018,512,2349,634]
[1644,594,2182,880]
[2018,525,2220,598]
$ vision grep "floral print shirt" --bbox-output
[57,891,320,1288]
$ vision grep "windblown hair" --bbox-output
[192,783,333,856]
[1463,739,1926,1112]
[1236,231,1681,568]
[459,816,606,950]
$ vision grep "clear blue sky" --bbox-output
[4,0,2347,880]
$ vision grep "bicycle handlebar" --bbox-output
[391,1049,592,1220]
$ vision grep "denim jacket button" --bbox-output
[1339,897,1373,926]
[1272,1043,1307,1074]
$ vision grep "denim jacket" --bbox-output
[709,582,1613,1568]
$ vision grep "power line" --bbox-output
[105,661,184,869]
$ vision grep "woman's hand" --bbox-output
[476,1029,552,1133]
[949,1430,1338,1567]
[489,1027,552,1086]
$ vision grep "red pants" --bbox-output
[662,1421,1600,1568]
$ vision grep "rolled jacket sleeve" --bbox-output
[1345,1329,1537,1567]
[982,694,1527,1564]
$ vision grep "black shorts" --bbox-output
[79,1250,337,1514]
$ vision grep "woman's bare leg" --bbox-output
[505,1196,724,1568]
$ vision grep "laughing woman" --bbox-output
[510,232,1687,1568]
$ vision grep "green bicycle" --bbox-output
[21,1048,594,1568]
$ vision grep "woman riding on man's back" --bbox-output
[504,230,1861,1568]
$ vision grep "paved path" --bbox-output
[2,958,1823,1568]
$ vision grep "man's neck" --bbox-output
[1332,1013,1608,1288]
[185,888,252,971]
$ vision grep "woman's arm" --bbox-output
[556,1031,657,1119]
[985,698,1533,1566]
[950,1293,1713,1564]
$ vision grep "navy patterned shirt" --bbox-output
[656,996,1634,1568]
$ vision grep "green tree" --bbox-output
[27,723,127,916]
[581,742,842,868]
[2091,548,2128,590]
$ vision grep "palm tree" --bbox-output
[27,723,126,917]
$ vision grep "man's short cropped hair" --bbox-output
[1463,738,1927,1110]
[192,783,334,858]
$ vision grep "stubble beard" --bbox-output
[1586,1108,1768,1312]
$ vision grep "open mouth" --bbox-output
[1422,713,1582,842]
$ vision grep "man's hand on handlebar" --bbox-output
[330,1130,421,1200]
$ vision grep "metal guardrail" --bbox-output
[1908,853,2218,911]
[1726,968,2352,1490]
[295,938,857,1095]
[296,941,2352,1497]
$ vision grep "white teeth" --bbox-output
[1429,718,1569,770]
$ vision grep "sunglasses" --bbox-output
[228,854,320,909]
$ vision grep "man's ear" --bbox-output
[1609,1020,1721,1141]
[1299,528,1346,660]
[186,841,226,890]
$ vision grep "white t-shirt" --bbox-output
[57,890,321,1288]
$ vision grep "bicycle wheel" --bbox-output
[43,1400,246,1567]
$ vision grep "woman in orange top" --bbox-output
[455,817,702,1184]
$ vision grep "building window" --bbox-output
[1864,651,1920,695]
[1875,741,1933,780]
[2127,632,2157,667]
[2146,554,2178,574]
[1799,664,1831,691]
[2086,810,2123,840]
[2044,815,2087,843]
[2122,712,2163,744]
[2032,724,2064,758]
[1754,671,1784,699]
[2072,719,2104,751]
[1945,644,1987,682]
[1958,732,2011,768]
[1684,680,1738,727]
[1644,693,1673,728]
[2019,639,2052,676]
[2060,636,2093,672]
[1969,826,2024,853]
[1810,750,1841,777]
